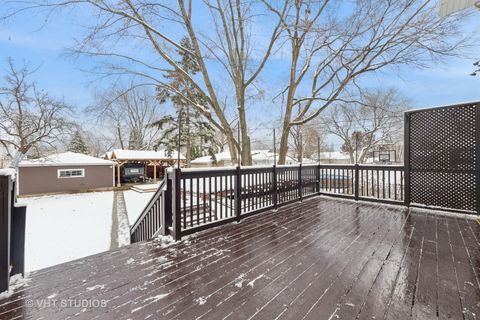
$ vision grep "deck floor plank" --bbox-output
[0,197,478,320]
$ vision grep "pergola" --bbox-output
[108,149,186,186]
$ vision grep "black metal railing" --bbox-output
[130,178,170,243]
[1,172,26,293]
[319,164,404,204]
[130,164,405,242]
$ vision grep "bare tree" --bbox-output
[0,58,73,163]
[92,86,162,150]
[261,0,468,163]
[289,116,325,161]
[3,0,468,165]
[322,88,408,164]
[81,130,117,158]
[3,0,285,165]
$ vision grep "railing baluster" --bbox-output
[190,178,193,227]
[219,175,223,219]
[196,177,200,226]
[203,177,206,224]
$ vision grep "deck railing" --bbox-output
[0,172,26,293]
[130,163,405,242]
[319,164,405,204]
[130,178,170,243]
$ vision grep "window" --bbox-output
[57,169,85,178]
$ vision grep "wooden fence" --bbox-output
[0,172,26,293]
[130,164,405,242]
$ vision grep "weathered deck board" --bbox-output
[0,196,478,320]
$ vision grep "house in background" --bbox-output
[18,152,115,196]
[319,151,351,164]
[190,150,299,168]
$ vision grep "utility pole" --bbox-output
[273,129,276,165]
[355,133,359,164]
[177,112,182,169]
[237,122,241,166]
[317,136,321,164]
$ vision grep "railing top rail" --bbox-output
[130,178,166,233]
[179,166,238,173]
[320,164,404,169]
[173,163,406,174]
[357,164,405,169]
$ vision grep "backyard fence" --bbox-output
[131,163,405,242]
[0,172,26,293]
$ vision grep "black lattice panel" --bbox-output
[410,171,476,211]
[408,103,479,213]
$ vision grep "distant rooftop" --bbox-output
[19,152,115,167]
[191,150,299,165]
[110,149,186,161]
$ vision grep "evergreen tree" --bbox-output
[152,37,218,166]
[67,131,89,154]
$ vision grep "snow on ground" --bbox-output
[123,190,154,225]
[22,191,114,272]
[116,192,131,247]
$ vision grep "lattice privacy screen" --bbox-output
[407,103,479,213]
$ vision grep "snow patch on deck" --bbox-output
[131,293,169,313]
[247,274,264,287]
[0,274,30,298]
[234,273,246,288]
[87,284,105,291]
[154,235,176,248]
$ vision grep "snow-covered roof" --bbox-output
[320,151,350,160]
[110,149,186,161]
[104,151,113,160]
[191,150,299,165]
[19,152,115,167]
[251,151,299,164]
[190,151,232,164]
[300,158,317,164]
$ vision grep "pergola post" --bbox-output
[153,161,157,184]
[116,161,122,187]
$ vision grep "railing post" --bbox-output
[0,175,12,293]
[10,204,26,277]
[163,171,173,236]
[404,112,411,207]
[317,164,321,194]
[298,164,303,202]
[172,168,182,241]
[354,164,359,201]
[235,166,242,222]
[272,165,278,210]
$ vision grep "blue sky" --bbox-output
[0,3,479,141]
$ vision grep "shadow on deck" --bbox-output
[1,196,479,320]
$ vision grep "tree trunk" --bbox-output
[278,46,300,164]
[117,125,125,149]
[238,99,252,166]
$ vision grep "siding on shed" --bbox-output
[18,165,114,195]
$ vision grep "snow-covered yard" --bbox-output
[22,191,114,272]
[123,190,154,225]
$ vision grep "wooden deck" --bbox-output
[1,196,479,320]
